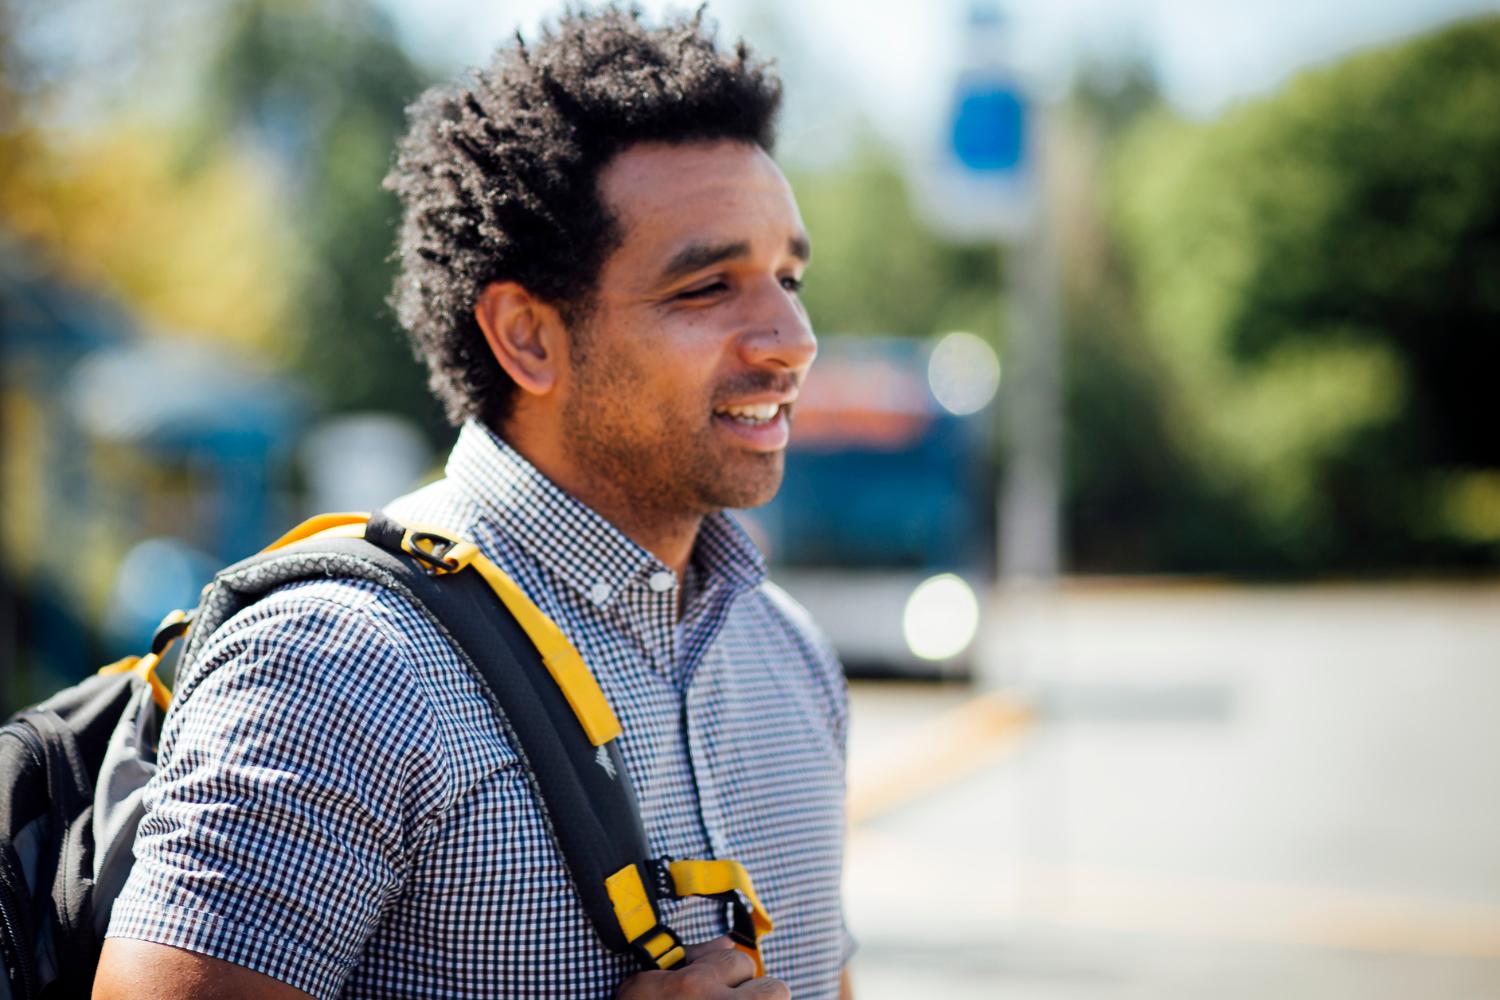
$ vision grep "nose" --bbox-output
[736,288,817,375]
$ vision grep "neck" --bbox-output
[495,418,701,580]
[585,492,702,581]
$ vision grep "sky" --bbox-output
[376,0,1500,150]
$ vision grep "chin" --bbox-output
[700,454,784,511]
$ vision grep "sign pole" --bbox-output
[998,125,1062,583]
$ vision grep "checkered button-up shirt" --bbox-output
[108,421,851,999]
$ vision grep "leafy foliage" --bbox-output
[194,0,440,433]
[789,143,1002,344]
[1106,16,1500,572]
[0,126,298,355]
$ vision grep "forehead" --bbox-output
[597,141,803,267]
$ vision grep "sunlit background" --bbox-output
[3,0,1499,995]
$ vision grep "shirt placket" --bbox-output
[684,646,730,859]
[610,569,682,684]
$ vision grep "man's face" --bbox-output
[559,140,816,518]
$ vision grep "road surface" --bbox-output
[841,582,1500,999]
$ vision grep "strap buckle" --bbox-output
[150,608,193,655]
[402,529,479,576]
[661,858,773,977]
[629,924,686,970]
[646,856,677,899]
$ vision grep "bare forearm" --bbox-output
[93,939,314,1000]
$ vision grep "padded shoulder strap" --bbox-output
[175,511,668,964]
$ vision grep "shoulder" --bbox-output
[754,579,837,661]
[167,577,445,772]
[733,579,849,729]
[173,565,518,777]
[176,576,430,704]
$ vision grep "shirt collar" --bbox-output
[445,420,766,609]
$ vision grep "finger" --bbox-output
[683,936,736,963]
[682,944,757,987]
[613,969,671,999]
[732,976,791,999]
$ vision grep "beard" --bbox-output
[560,331,790,519]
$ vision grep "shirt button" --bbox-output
[648,571,676,593]
[588,582,612,605]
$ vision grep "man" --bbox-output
[93,6,853,1000]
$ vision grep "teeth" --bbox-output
[714,402,781,422]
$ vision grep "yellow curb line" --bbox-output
[847,691,1035,827]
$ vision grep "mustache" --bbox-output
[711,372,800,405]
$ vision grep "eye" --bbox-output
[676,281,728,300]
[780,275,804,293]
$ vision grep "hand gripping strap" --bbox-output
[665,859,775,977]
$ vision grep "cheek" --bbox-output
[584,311,729,421]
[650,328,727,405]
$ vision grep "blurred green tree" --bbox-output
[193,0,441,435]
[0,127,300,355]
[1108,16,1500,573]
[789,141,1002,344]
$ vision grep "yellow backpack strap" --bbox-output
[663,858,775,976]
[601,856,776,975]
[263,511,372,550]
[268,512,625,747]
[605,864,688,970]
[461,550,623,746]
[97,608,191,711]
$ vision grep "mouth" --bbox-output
[712,401,785,425]
[711,399,793,451]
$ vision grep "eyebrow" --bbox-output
[655,234,813,287]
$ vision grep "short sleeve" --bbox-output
[107,583,451,1000]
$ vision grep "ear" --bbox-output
[474,281,567,397]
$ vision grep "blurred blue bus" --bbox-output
[742,333,999,678]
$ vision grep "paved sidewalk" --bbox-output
[842,583,1500,999]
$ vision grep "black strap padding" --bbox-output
[174,517,661,960]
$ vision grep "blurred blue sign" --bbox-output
[914,69,1035,241]
[951,77,1027,174]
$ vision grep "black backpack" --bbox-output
[0,511,770,999]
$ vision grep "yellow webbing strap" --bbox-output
[668,859,774,976]
[97,653,172,712]
[264,512,371,551]
[605,864,687,969]
[464,551,623,747]
[267,512,623,748]
[91,511,624,739]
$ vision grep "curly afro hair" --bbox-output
[384,4,783,428]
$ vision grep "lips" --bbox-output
[712,401,783,423]
[711,399,792,451]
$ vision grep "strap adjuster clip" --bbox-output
[646,856,676,899]
[402,529,479,575]
[150,609,193,655]
[629,924,685,970]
